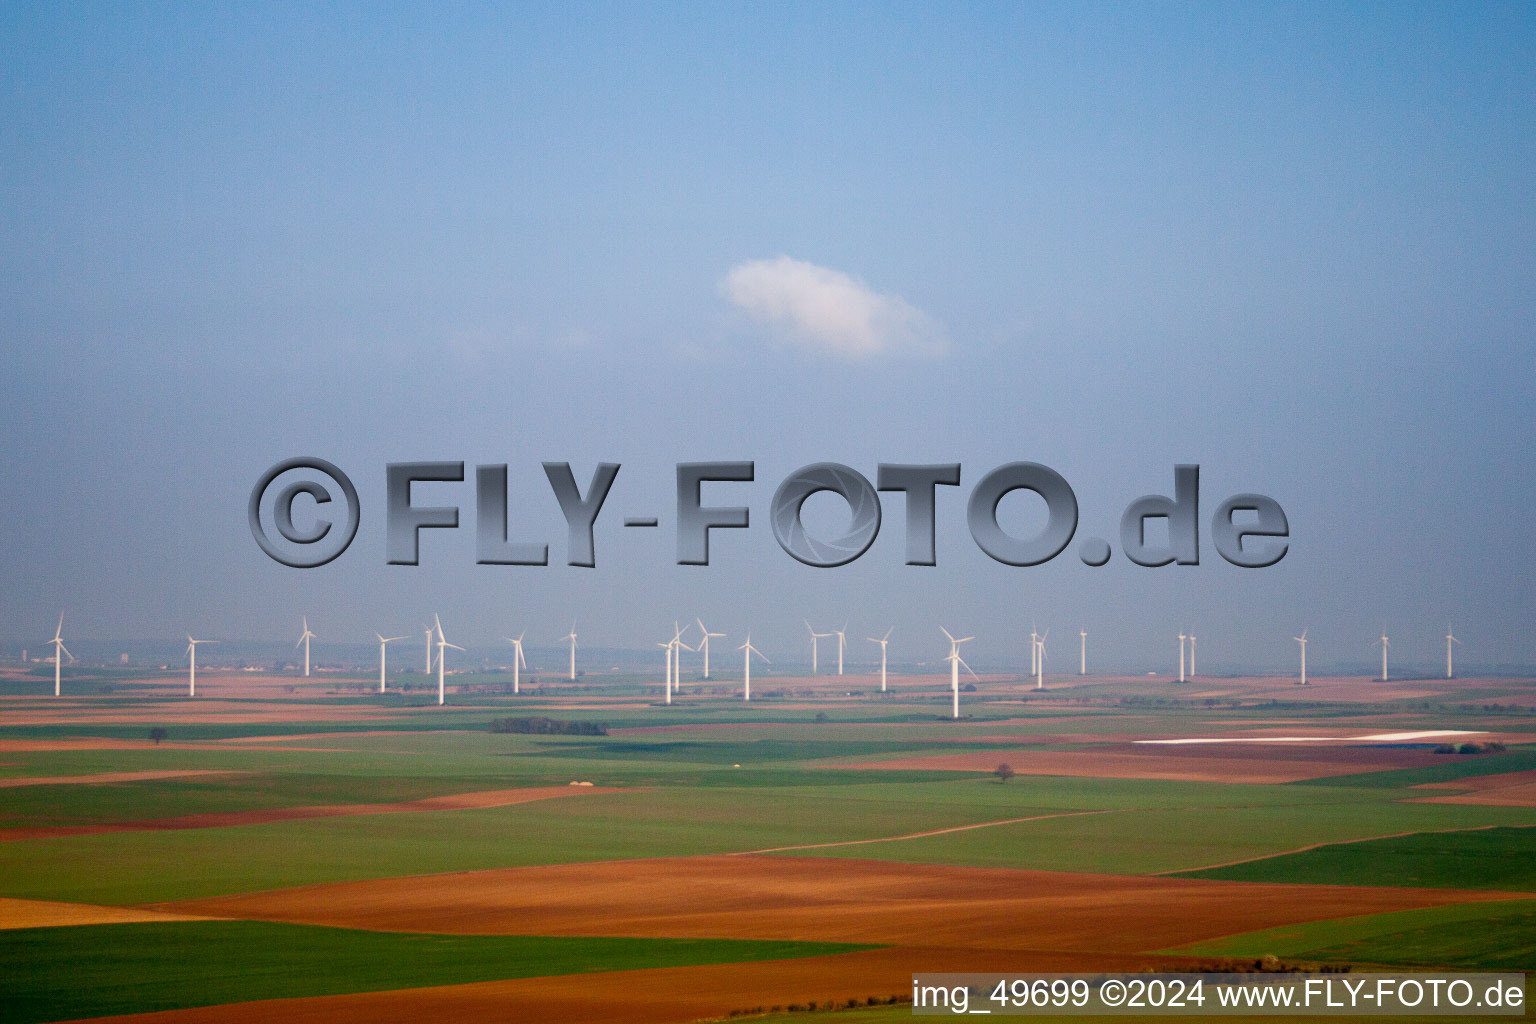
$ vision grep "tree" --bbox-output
[994,763,1015,783]
[149,727,168,745]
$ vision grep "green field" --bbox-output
[5,677,1536,1021]
[1172,899,1536,970]
[1180,827,1536,891]
[0,921,871,1024]
[5,731,1536,903]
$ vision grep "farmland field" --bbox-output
[2,667,1536,1022]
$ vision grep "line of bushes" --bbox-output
[489,716,607,736]
[1433,741,1506,755]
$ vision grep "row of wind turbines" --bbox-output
[1290,626,1462,686]
[37,614,1473,711]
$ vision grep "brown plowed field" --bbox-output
[0,786,626,842]
[169,855,1508,952]
[1413,769,1536,806]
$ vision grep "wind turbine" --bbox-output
[296,617,316,677]
[1188,635,1197,678]
[805,620,831,674]
[1178,631,1187,683]
[504,632,527,694]
[1294,630,1308,686]
[832,623,847,675]
[375,633,407,693]
[1380,632,1390,682]
[940,627,977,719]
[1079,629,1086,676]
[1445,625,1460,679]
[866,627,893,692]
[433,613,463,706]
[695,619,725,679]
[691,617,724,681]
[740,634,767,701]
[562,624,578,681]
[1029,623,1039,677]
[424,624,435,673]
[185,636,214,697]
[48,614,73,697]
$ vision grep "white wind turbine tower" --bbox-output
[866,628,893,692]
[695,619,725,679]
[433,613,464,706]
[1177,631,1187,683]
[1079,630,1086,676]
[658,623,693,703]
[375,633,407,693]
[833,623,847,675]
[1188,635,1197,678]
[1035,630,1048,689]
[1294,630,1308,686]
[668,622,695,691]
[673,626,696,693]
[940,627,977,719]
[1029,623,1039,677]
[185,636,214,697]
[504,632,527,694]
[296,617,316,677]
[740,634,767,701]
[48,614,73,697]
[1445,625,1460,679]
[1380,632,1390,682]
[804,621,831,674]
[562,624,578,681]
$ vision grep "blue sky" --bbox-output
[2,2,1532,674]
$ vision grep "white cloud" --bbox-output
[721,256,947,359]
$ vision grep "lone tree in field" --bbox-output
[149,727,168,745]
[994,762,1015,783]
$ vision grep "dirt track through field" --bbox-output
[0,786,626,842]
[735,809,1122,854]
[170,855,1513,953]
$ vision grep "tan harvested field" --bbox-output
[0,786,626,842]
[169,854,1510,951]
[0,897,210,930]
